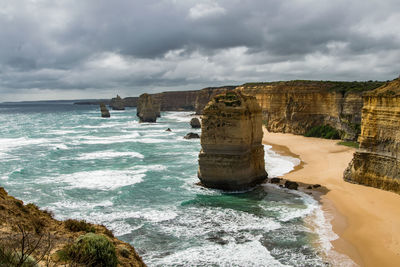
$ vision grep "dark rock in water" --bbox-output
[100,103,110,118]
[110,95,125,110]
[190,118,201,128]
[307,185,313,189]
[284,181,299,190]
[137,93,159,122]
[313,184,321,188]
[184,132,200,139]
[165,128,172,132]
[279,185,283,188]
[270,177,282,184]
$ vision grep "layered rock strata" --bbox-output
[100,103,110,118]
[137,93,159,122]
[198,91,268,190]
[194,86,236,114]
[110,95,125,110]
[237,81,383,140]
[344,79,400,193]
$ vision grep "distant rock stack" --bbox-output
[137,93,159,122]
[190,118,201,128]
[344,78,400,193]
[110,95,125,110]
[198,91,268,190]
[100,103,110,118]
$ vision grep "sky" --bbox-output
[0,0,399,101]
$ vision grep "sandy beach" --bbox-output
[263,129,400,267]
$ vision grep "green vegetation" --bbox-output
[242,80,385,94]
[64,219,96,233]
[215,92,241,106]
[338,141,359,148]
[305,125,341,139]
[328,80,385,94]
[61,233,117,267]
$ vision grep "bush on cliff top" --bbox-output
[305,125,340,139]
[62,233,117,267]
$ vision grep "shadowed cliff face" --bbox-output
[198,91,268,190]
[110,95,125,110]
[236,81,383,140]
[344,79,400,193]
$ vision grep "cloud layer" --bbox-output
[1,0,399,100]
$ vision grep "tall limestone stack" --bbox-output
[344,79,400,193]
[99,103,110,118]
[110,95,125,110]
[198,91,268,190]
[137,93,159,122]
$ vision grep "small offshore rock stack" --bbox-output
[198,91,268,190]
[344,78,400,193]
[190,118,201,128]
[99,103,110,118]
[110,95,125,110]
[137,93,159,122]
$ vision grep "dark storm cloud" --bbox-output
[0,0,399,100]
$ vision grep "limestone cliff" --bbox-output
[110,95,125,110]
[194,86,236,114]
[198,91,268,190]
[344,79,400,193]
[237,81,383,140]
[100,103,110,118]
[137,93,159,122]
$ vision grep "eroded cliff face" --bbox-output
[198,91,268,190]
[100,103,110,118]
[236,81,380,140]
[194,86,236,114]
[344,79,400,193]
[137,94,159,122]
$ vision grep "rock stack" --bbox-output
[198,91,268,190]
[137,93,159,122]
[344,78,400,193]
[100,103,110,118]
[190,118,201,128]
[110,95,125,110]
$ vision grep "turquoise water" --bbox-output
[0,102,342,266]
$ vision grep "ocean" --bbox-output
[0,102,350,266]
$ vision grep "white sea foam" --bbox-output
[0,137,50,152]
[264,145,300,177]
[57,170,145,190]
[161,112,193,122]
[148,239,290,267]
[77,151,144,160]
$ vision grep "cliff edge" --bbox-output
[344,79,400,193]
[0,187,146,266]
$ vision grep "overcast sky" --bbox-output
[1,0,399,101]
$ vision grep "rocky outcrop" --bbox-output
[198,91,268,190]
[184,132,200,139]
[0,187,145,267]
[344,79,400,193]
[100,103,110,118]
[194,86,236,114]
[137,94,159,122]
[237,81,383,141]
[190,118,201,128]
[110,95,125,110]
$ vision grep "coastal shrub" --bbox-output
[64,219,96,233]
[64,233,117,267]
[338,141,359,148]
[304,125,340,139]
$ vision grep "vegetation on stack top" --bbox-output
[338,141,360,148]
[305,125,341,139]
[214,91,242,107]
[242,80,384,94]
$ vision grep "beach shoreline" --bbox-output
[263,129,400,267]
